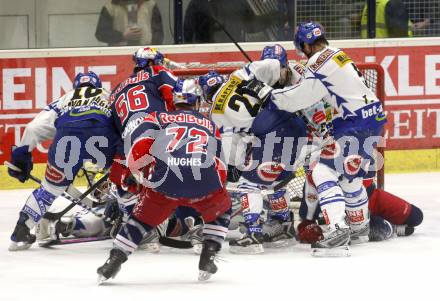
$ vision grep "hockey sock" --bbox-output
[114,216,153,255]
[20,186,57,229]
[203,208,231,245]
[316,181,346,228]
[341,179,369,232]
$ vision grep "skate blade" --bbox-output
[263,238,296,249]
[8,241,32,251]
[193,243,203,255]
[311,245,350,257]
[198,270,212,281]
[229,244,264,255]
[138,242,160,253]
[97,275,108,285]
[349,236,369,245]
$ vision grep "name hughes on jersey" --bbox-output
[167,157,202,166]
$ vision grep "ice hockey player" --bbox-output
[108,47,179,227]
[7,71,119,251]
[198,45,304,253]
[199,45,311,254]
[239,22,387,256]
[297,180,424,243]
[97,80,231,284]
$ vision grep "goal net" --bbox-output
[173,62,385,201]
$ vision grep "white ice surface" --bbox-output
[1,172,439,301]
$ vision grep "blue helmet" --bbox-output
[294,22,326,53]
[73,71,102,89]
[173,79,200,106]
[133,47,164,68]
[260,44,288,67]
[198,71,224,103]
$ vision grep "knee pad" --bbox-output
[369,215,393,241]
[406,205,423,227]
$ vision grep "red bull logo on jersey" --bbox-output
[257,161,285,182]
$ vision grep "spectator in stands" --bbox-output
[404,0,440,37]
[360,0,413,38]
[183,0,293,43]
[95,0,163,46]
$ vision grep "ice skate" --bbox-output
[52,216,75,237]
[263,213,296,248]
[349,222,370,245]
[198,240,220,281]
[394,224,415,236]
[97,248,127,285]
[311,224,350,257]
[9,213,36,251]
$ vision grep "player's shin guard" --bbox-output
[9,187,57,251]
[342,179,370,244]
[229,192,264,254]
[113,216,154,255]
[312,178,349,256]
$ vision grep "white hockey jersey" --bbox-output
[270,47,386,133]
[18,87,111,151]
[209,59,282,166]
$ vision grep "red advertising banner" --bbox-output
[1,44,440,163]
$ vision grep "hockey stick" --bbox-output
[6,161,197,249]
[211,17,253,63]
[39,235,111,248]
[4,161,109,221]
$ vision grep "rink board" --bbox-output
[1,38,440,189]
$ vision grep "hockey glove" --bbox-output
[8,145,33,183]
[237,78,273,104]
[227,165,242,183]
[297,220,324,244]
